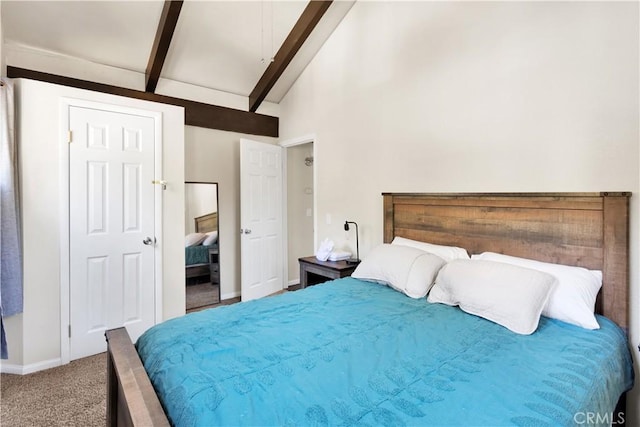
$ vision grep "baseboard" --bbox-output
[288,279,299,287]
[0,357,63,375]
[220,290,240,301]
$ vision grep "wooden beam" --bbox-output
[7,66,278,137]
[248,0,332,112]
[145,0,183,93]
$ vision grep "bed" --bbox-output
[106,192,633,426]
[185,212,219,284]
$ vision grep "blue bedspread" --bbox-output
[136,278,634,427]
[185,244,217,266]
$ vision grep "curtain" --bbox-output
[0,77,22,359]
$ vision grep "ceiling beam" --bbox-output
[248,0,332,112]
[7,66,278,137]
[145,0,183,93]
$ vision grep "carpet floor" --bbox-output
[1,352,106,426]
[186,282,220,310]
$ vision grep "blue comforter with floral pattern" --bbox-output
[136,278,634,427]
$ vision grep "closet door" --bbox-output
[69,105,157,360]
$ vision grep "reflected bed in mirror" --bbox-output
[185,182,220,310]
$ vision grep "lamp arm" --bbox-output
[354,222,359,261]
[345,221,360,262]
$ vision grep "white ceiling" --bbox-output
[2,1,353,104]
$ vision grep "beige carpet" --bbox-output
[186,282,220,310]
[1,352,106,426]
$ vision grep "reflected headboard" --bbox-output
[195,212,218,234]
[382,192,630,331]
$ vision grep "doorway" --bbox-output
[281,136,316,288]
[286,142,314,287]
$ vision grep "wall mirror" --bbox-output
[185,181,220,310]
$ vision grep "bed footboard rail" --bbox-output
[105,328,170,427]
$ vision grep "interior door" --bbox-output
[69,105,157,360]
[240,138,284,301]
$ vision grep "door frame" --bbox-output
[279,134,317,287]
[59,98,163,365]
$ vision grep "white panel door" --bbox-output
[240,139,283,301]
[69,106,156,360]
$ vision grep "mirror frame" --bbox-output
[185,181,220,309]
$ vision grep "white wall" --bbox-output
[185,183,217,235]
[2,79,184,371]
[279,1,640,422]
[184,126,276,299]
[0,1,5,76]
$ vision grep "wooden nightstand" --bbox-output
[298,256,359,288]
[208,247,219,284]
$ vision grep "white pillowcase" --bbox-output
[471,252,602,330]
[391,237,469,263]
[428,260,556,335]
[185,232,206,247]
[202,231,218,246]
[352,244,446,298]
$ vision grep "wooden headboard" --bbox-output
[382,192,630,332]
[194,212,218,233]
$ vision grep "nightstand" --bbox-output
[298,256,359,288]
[208,247,219,284]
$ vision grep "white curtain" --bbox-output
[0,77,22,359]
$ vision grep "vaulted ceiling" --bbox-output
[1,1,354,135]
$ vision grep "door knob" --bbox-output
[143,237,154,245]
[244,229,252,234]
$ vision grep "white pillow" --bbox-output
[391,237,469,263]
[185,232,206,247]
[352,244,446,298]
[202,231,218,246]
[428,260,555,335]
[471,252,602,330]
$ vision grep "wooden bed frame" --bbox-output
[194,211,218,234]
[106,192,630,426]
[185,211,219,284]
